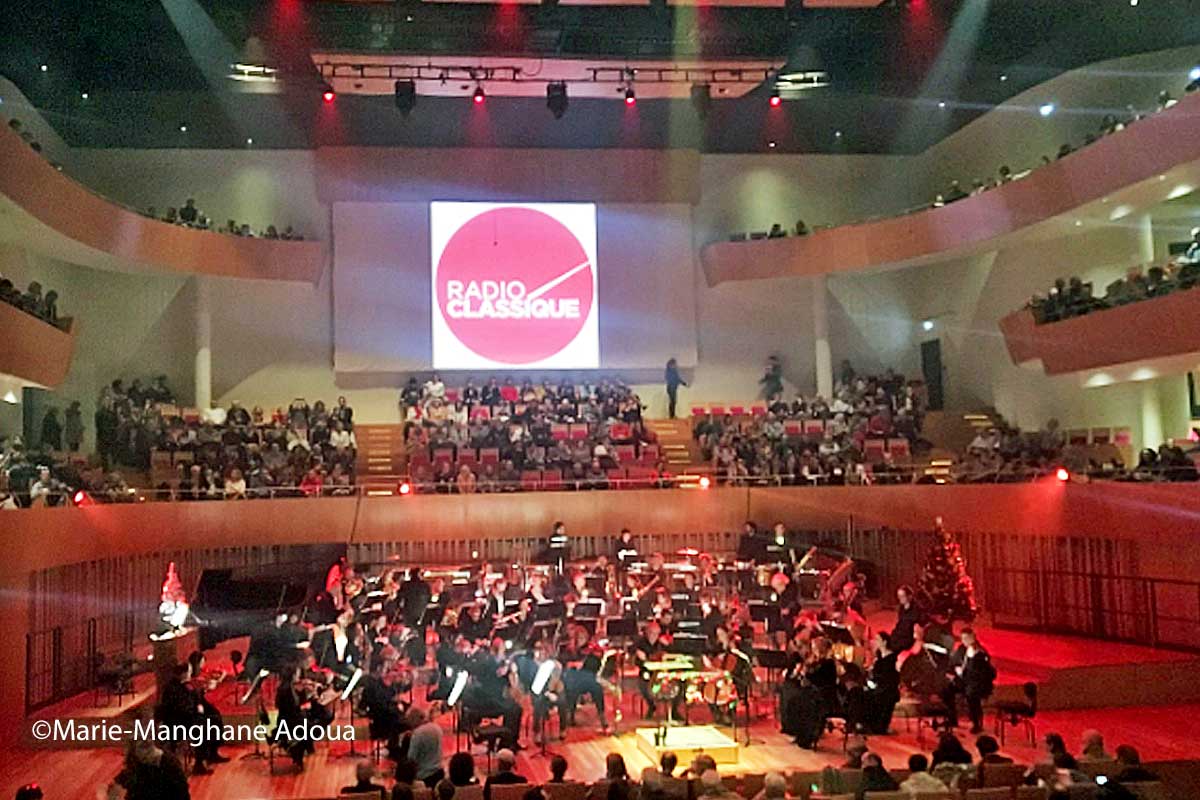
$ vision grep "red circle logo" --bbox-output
[436,207,594,365]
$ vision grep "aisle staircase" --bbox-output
[354,424,406,492]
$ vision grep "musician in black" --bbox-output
[863,632,901,734]
[940,627,996,733]
[156,664,206,774]
[245,612,305,678]
[527,640,569,744]
[704,625,753,725]
[312,608,362,679]
[272,661,334,770]
[360,655,411,762]
[779,644,822,749]
[184,651,229,771]
[484,578,511,621]
[457,601,492,644]
[560,624,610,733]
[890,585,924,653]
[462,638,523,750]
[632,621,681,720]
[613,528,639,566]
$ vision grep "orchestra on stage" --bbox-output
[170,520,994,774]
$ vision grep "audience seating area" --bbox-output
[0,273,66,329]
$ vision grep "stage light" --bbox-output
[473,85,485,105]
[72,490,94,507]
[546,81,568,119]
[769,91,781,108]
[1056,467,1070,482]
[1039,102,1055,117]
[2,390,17,404]
[937,101,946,109]
[921,319,934,332]
[624,87,636,106]
[81,92,89,100]
[179,124,188,132]
[40,64,48,73]
[767,140,777,149]
[398,481,412,496]
[698,476,711,490]
[322,89,335,103]
[395,80,417,115]
[1190,67,1200,82]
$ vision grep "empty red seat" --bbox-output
[640,444,660,465]
[606,468,627,487]
[444,388,461,404]
[499,386,519,403]
[729,405,746,416]
[550,423,569,441]
[569,423,589,440]
[614,444,636,463]
[803,419,825,437]
[710,405,726,417]
[541,469,563,490]
[433,448,454,464]
[458,449,479,467]
[470,405,492,421]
[691,406,707,417]
[750,404,768,417]
[520,470,541,491]
[479,447,500,465]
[783,420,803,438]
[609,422,632,441]
[886,438,910,458]
[864,438,887,462]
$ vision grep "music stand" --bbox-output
[605,618,637,641]
[668,634,707,656]
[749,602,781,633]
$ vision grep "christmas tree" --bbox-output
[915,517,977,622]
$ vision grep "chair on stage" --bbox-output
[993,681,1038,746]
[914,696,955,746]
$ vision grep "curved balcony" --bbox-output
[700,92,1200,286]
[1000,286,1200,376]
[0,302,76,388]
[0,124,325,283]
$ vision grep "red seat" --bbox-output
[457,449,479,468]
[803,419,825,437]
[783,420,803,438]
[887,438,911,459]
[710,405,726,417]
[520,470,541,491]
[550,423,569,441]
[609,422,632,441]
[750,404,768,417]
[409,450,431,467]
[444,388,461,404]
[569,423,589,441]
[729,405,746,416]
[470,405,492,421]
[627,466,655,488]
[433,448,454,464]
[691,406,707,417]
[606,468,627,488]
[499,386,519,403]
[614,444,636,463]
[541,468,563,490]
[479,447,500,465]
[640,444,659,465]
[864,438,887,463]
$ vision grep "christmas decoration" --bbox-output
[915,517,977,622]
[158,562,190,630]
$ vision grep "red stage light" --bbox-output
[72,490,93,506]
[473,86,485,105]
[769,93,781,108]
[322,90,335,103]
[698,476,711,490]
[1055,467,1070,482]
[398,481,412,496]
[624,88,636,106]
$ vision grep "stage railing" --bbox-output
[979,567,1200,652]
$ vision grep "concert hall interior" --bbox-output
[5,2,1200,799]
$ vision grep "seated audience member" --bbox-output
[752,773,787,800]
[1080,729,1113,762]
[456,464,478,494]
[448,751,479,786]
[858,753,899,798]
[1113,745,1157,783]
[1041,732,1078,769]
[484,749,527,800]
[179,198,199,224]
[643,752,687,800]
[436,779,458,800]
[932,731,974,767]
[601,754,635,800]
[697,770,738,800]
[794,219,809,236]
[548,754,570,783]
[976,734,1013,764]
[15,786,43,800]
[341,760,388,799]
[409,705,446,787]
[768,223,786,239]
[900,754,948,794]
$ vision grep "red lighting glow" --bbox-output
[473,87,485,105]
[322,90,335,103]
[72,490,93,507]
[625,95,636,106]
[698,476,711,490]
[398,481,412,496]
[1055,467,1070,482]
[769,93,781,108]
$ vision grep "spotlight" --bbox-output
[72,490,94,507]
[698,476,711,490]
[246,137,253,145]
[624,87,636,106]
[81,92,89,100]
[1190,67,1200,82]
[767,140,777,149]
[937,101,946,109]
[179,124,188,133]
[690,83,711,117]
[40,64,48,73]
[398,481,412,496]
[394,80,417,115]
[921,319,934,332]
[1055,467,1070,482]
[322,89,335,103]
[546,81,568,119]
[769,91,781,108]
[473,85,485,105]
[1039,102,1055,117]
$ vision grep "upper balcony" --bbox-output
[700,92,1200,286]
[0,302,76,389]
[0,123,325,283]
[1000,284,1200,378]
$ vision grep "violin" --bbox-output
[186,667,227,694]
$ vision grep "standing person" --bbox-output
[941,627,996,733]
[40,406,62,451]
[64,401,84,452]
[664,358,687,419]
